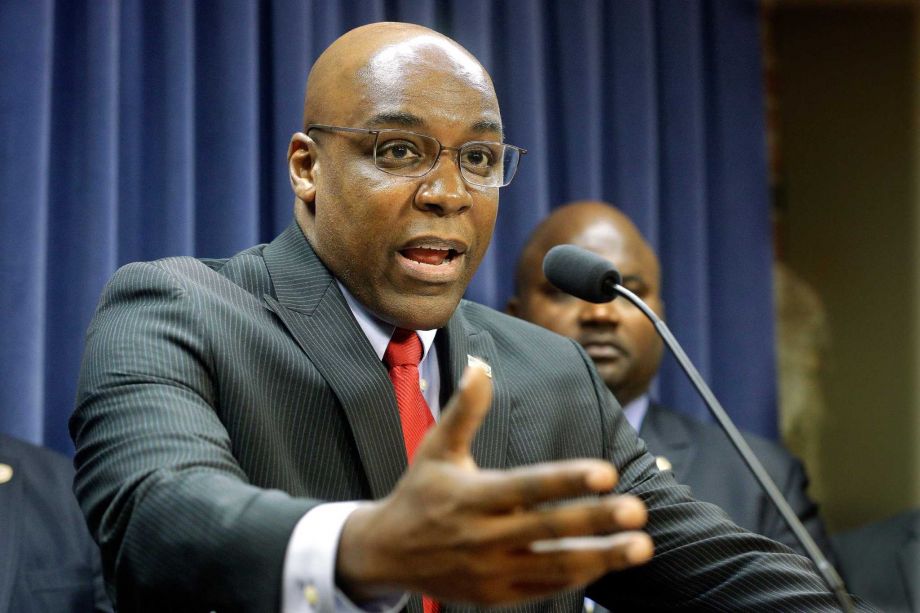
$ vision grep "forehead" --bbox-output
[347,37,502,136]
[565,221,657,279]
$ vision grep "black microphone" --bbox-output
[543,244,854,613]
[543,245,621,303]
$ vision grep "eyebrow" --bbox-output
[366,111,425,129]
[471,119,504,139]
[620,274,648,288]
[365,113,505,140]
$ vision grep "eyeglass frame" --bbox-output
[304,123,527,188]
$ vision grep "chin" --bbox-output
[380,295,460,331]
[599,371,628,393]
[398,307,455,331]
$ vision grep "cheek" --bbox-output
[467,193,499,258]
[629,316,664,366]
[475,193,499,227]
[315,170,407,248]
[524,299,580,336]
[627,313,655,337]
[646,297,665,319]
[313,202,360,259]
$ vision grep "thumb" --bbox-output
[414,364,493,462]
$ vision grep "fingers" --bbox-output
[462,459,619,512]
[433,529,654,606]
[416,364,492,462]
[447,493,647,555]
[486,494,648,547]
[384,363,656,606]
[510,530,655,584]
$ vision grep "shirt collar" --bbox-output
[621,394,650,433]
[337,281,437,360]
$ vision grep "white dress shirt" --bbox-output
[281,283,440,613]
[621,394,650,434]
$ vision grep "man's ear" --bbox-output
[288,132,316,204]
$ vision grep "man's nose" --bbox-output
[414,150,473,215]
[578,299,622,325]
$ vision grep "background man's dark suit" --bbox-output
[832,508,919,612]
[638,401,836,559]
[0,434,111,613]
[73,224,860,611]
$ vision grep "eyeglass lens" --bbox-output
[373,130,519,187]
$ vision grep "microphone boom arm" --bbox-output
[614,283,854,613]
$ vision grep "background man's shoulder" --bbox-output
[0,433,75,484]
[654,404,799,469]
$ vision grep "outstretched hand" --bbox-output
[336,364,653,605]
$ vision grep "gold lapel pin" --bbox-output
[467,355,492,378]
[0,463,13,485]
[655,456,673,472]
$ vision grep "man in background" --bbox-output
[508,200,835,558]
[0,433,111,612]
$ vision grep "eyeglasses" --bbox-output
[306,124,527,188]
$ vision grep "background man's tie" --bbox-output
[383,328,440,613]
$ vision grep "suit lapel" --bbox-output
[639,403,695,483]
[262,224,408,500]
[440,305,510,470]
[261,225,512,491]
[262,226,546,611]
[0,451,21,612]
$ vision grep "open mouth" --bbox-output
[395,238,468,283]
[399,246,462,266]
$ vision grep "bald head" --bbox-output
[514,201,660,296]
[286,23,505,331]
[509,201,665,405]
[304,22,497,129]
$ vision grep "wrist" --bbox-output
[336,501,393,602]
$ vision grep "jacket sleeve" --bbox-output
[70,261,314,612]
[570,341,872,611]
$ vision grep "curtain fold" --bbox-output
[0,0,55,443]
[0,0,776,454]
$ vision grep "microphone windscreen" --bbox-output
[542,244,621,303]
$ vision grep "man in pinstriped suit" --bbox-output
[71,22,869,612]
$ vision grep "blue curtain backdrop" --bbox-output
[0,0,776,455]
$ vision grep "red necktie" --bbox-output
[384,328,436,464]
[383,328,440,613]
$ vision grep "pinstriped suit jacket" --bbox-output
[71,223,867,612]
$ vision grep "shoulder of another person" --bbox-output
[655,405,796,461]
[0,434,74,485]
[0,437,93,555]
[651,405,798,474]
[740,427,800,475]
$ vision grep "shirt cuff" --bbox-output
[282,501,408,613]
